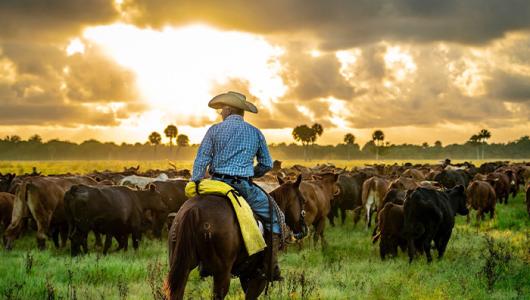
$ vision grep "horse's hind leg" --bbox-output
[213,272,231,300]
[315,218,327,248]
[242,276,267,300]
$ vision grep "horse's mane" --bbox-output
[270,183,294,211]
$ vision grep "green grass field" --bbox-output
[0,160,528,299]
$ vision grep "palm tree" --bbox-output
[468,134,481,160]
[148,131,162,156]
[28,134,42,144]
[372,130,385,160]
[292,125,314,161]
[344,133,355,160]
[164,125,178,154]
[308,123,324,161]
[176,134,189,147]
[311,123,323,139]
[478,129,491,159]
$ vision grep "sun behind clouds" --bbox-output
[83,23,286,129]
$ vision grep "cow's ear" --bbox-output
[277,176,285,185]
[149,184,157,192]
[294,174,302,188]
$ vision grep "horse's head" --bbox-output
[271,175,308,240]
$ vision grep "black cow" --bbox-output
[0,173,16,193]
[329,172,368,226]
[403,185,469,263]
[150,180,188,237]
[434,170,470,189]
[64,184,167,256]
[382,188,407,206]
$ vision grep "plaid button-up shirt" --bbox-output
[191,114,273,181]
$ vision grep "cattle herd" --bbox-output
[0,160,529,265]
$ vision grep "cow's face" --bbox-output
[142,184,168,212]
[452,185,469,215]
[0,173,15,192]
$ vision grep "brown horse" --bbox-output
[166,175,307,300]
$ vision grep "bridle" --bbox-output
[290,189,308,240]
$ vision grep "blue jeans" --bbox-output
[213,176,280,234]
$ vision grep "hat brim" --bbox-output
[208,94,258,113]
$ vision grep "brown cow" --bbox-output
[372,202,406,260]
[401,169,425,181]
[0,192,14,240]
[298,173,339,247]
[425,170,441,181]
[486,172,511,204]
[497,167,520,198]
[389,176,420,192]
[466,180,496,223]
[361,176,390,228]
[522,166,530,185]
[4,176,97,250]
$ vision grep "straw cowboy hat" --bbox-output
[208,91,258,113]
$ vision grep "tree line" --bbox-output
[0,126,528,161]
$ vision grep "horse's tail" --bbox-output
[165,206,198,300]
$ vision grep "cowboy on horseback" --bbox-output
[191,91,283,281]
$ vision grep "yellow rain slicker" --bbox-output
[185,179,266,256]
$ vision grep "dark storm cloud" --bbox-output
[280,44,354,101]
[357,44,387,81]
[124,0,530,49]
[487,71,530,102]
[66,48,139,103]
[0,0,529,135]
[0,42,143,126]
[0,102,121,126]
[0,0,119,42]
[330,42,524,129]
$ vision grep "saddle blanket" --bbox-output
[185,179,267,256]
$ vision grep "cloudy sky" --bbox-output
[0,0,529,146]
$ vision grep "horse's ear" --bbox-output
[294,174,302,188]
[277,176,285,185]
